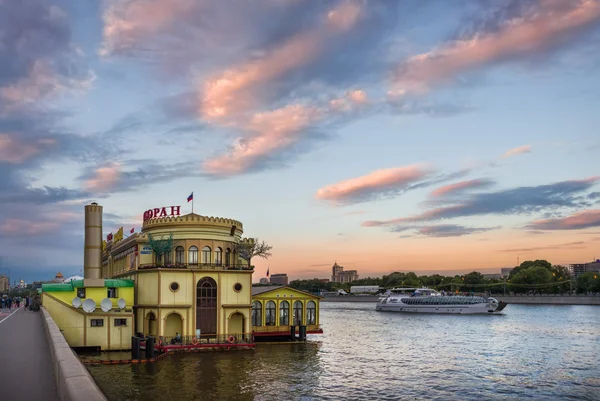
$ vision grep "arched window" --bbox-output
[279,301,290,326]
[265,301,276,326]
[175,246,184,264]
[225,248,231,267]
[201,246,211,264]
[215,247,223,265]
[164,250,172,264]
[188,246,198,264]
[307,301,316,325]
[293,301,303,325]
[252,301,262,326]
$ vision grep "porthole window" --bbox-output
[233,283,242,292]
[170,282,180,292]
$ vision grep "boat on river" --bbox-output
[376,288,507,314]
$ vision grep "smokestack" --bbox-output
[84,202,104,287]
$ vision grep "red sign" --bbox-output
[143,206,181,222]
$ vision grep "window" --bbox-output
[170,282,179,292]
[279,301,290,326]
[156,253,162,264]
[114,318,127,326]
[293,301,303,325]
[252,301,262,326]
[77,288,86,298]
[215,247,222,265]
[91,319,104,327]
[107,287,117,298]
[188,246,198,264]
[175,246,184,264]
[265,301,276,326]
[233,283,242,292]
[201,246,211,264]
[225,248,231,266]
[307,301,316,325]
[164,250,172,264]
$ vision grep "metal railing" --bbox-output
[252,324,321,333]
[158,333,254,346]
[138,263,253,271]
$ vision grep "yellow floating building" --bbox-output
[42,202,322,351]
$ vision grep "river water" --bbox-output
[88,302,600,400]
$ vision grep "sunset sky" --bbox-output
[1,0,599,284]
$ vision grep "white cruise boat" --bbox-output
[376,288,507,314]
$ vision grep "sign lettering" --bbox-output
[143,205,181,221]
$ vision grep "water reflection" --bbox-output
[89,303,600,401]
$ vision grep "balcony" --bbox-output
[252,324,323,336]
[138,263,253,271]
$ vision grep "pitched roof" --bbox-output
[251,285,323,299]
[252,285,284,295]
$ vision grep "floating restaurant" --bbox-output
[41,202,321,353]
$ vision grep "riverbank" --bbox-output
[320,295,600,305]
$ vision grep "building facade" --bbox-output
[104,211,254,342]
[570,261,600,279]
[0,275,9,293]
[270,273,288,285]
[331,262,358,283]
[251,286,322,339]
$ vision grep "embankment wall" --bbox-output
[321,295,600,305]
[41,307,107,401]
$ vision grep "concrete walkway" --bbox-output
[0,307,58,401]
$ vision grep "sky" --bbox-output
[1,0,599,284]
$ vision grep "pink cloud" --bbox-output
[200,1,363,119]
[84,162,121,192]
[0,133,57,164]
[315,164,431,203]
[527,210,600,230]
[100,0,195,56]
[430,178,493,197]
[501,145,532,159]
[202,105,321,176]
[0,218,61,236]
[0,60,95,112]
[392,0,600,94]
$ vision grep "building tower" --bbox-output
[84,202,105,287]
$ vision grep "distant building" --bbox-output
[500,268,513,277]
[330,262,358,283]
[0,275,9,292]
[53,272,64,283]
[18,279,27,289]
[259,278,269,284]
[483,273,502,279]
[270,273,288,285]
[570,261,600,279]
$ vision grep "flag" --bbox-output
[187,192,194,202]
[266,267,269,277]
[130,228,135,234]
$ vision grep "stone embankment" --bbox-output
[321,295,600,305]
[495,294,600,305]
[41,308,107,401]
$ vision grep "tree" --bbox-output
[147,233,175,266]
[509,259,552,279]
[235,238,272,268]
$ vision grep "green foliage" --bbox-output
[576,272,600,293]
[147,233,175,265]
[509,259,552,278]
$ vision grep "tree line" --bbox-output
[288,260,600,295]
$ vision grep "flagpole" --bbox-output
[192,195,194,214]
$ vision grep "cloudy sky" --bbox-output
[1,0,599,284]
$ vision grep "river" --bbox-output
[88,302,600,400]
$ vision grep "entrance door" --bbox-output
[196,277,217,335]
